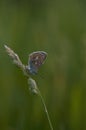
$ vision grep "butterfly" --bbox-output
[25,51,47,75]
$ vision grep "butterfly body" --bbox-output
[26,51,47,75]
[28,60,38,74]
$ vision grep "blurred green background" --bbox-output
[0,0,86,130]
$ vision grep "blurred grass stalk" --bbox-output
[4,45,54,130]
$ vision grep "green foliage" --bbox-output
[0,0,86,130]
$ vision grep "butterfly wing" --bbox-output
[28,51,47,74]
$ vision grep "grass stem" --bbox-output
[37,87,54,130]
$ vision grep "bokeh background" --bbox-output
[0,0,86,130]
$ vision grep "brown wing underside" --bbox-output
[29,51,47,68]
